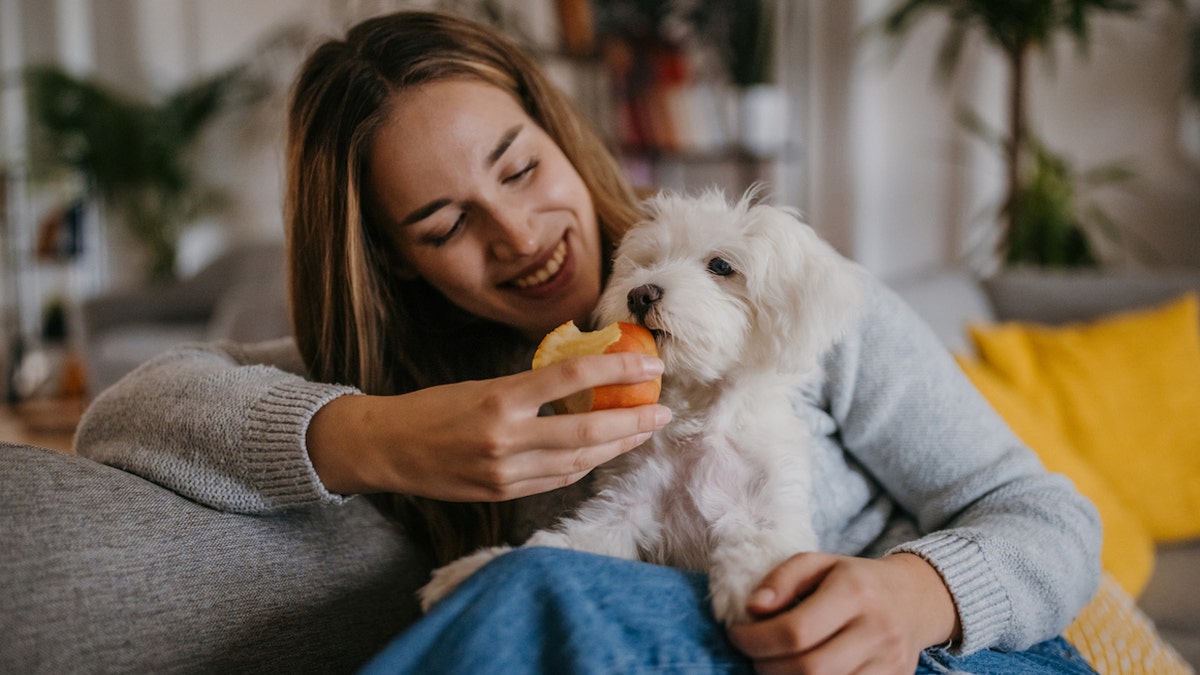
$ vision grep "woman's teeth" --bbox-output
[513,240,566,289]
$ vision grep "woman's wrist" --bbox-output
[307,394,395,496]
[885,552,963,648]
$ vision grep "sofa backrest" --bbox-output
[888,268,997,354]
[983,269,1200,325]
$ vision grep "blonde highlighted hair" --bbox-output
[284,11,642,563]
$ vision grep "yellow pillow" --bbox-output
[957,355,1156,597]
[968,293,1200,541]
[1065,572,1194,675]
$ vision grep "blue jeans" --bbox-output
[360,547,1096,675]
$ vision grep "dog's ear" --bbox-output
[740,206,866,373]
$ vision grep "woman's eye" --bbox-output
[707,257,734,276]
[428,213,465,247]
[502,159,538,184]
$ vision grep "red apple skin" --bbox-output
[587,323,661,411]
[537,321,661,414]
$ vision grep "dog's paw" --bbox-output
[708,568,759,627]
[417,546,510,612]
[709,584,753,627]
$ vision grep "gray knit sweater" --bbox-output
[74,275,1101,656]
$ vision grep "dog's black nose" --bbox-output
[627,284,663,320]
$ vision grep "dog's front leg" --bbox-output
[418,545,513,612]
[707,524,814,627]
[524,496,654,561]
[705,465,818,627]
[420,455,669,612]
[525,456,671,561]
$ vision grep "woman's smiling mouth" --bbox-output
[512,238,567,290]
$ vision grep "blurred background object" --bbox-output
[0,0,1196,409]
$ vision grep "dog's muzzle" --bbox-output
[627,284,663,323]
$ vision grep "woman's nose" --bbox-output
[486,204,538,260]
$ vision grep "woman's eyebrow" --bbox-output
[399,125,524,227]
[486,124,523,168]
[399,198,452,227]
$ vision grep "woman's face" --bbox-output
[369,79,602,340]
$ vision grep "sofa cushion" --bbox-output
[1064,572,1193,674]
[966,293,1200,542]
[956,355,1156,597]
[0,443,429,674]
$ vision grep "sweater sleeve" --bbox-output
[74,337,360,514]
[821,278,1101,655]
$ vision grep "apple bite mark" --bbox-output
[532,320,662,414]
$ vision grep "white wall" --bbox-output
[804,0,1200,280]
[5,0,1199,288]
[1030,3,1200,269]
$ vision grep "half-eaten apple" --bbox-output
[532,320,661,414]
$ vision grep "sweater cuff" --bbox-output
[887,532,1012,655]
[243,379,361,508]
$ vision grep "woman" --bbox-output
[75,11,1100,675]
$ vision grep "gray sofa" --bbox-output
[2,266,1198,672]
[79,242,290,396]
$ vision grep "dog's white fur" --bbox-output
[418,188,867,625]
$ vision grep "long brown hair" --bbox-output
[284,11,642,563]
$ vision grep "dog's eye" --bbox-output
[707,257,735,276]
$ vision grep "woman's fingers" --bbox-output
[341,354,669,503]
[729,553,841,659]
[730,554,953,674]
[531,407,665,465]
[745,552,834,616]
[534,400,670,447]
[492,404,667,488]
[521,352,664,408]
[752,622,882,675]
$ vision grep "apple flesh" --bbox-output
[532,320,661,414]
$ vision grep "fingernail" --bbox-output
[643,356,665,376]
[632,431,652,446]
[654,406,672,426]
[749,588,776,608]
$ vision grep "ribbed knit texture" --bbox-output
[74,277,1102,655]
[77,338,359,513]
[891,533,1012,653]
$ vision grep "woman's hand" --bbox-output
[307,352,669,501]
[727,552,961,675]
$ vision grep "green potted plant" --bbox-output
[24,61,266,281]
[883,0,1179,268]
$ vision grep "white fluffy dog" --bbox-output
[418,188,867,626]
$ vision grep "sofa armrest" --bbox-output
[0,443,428,674]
